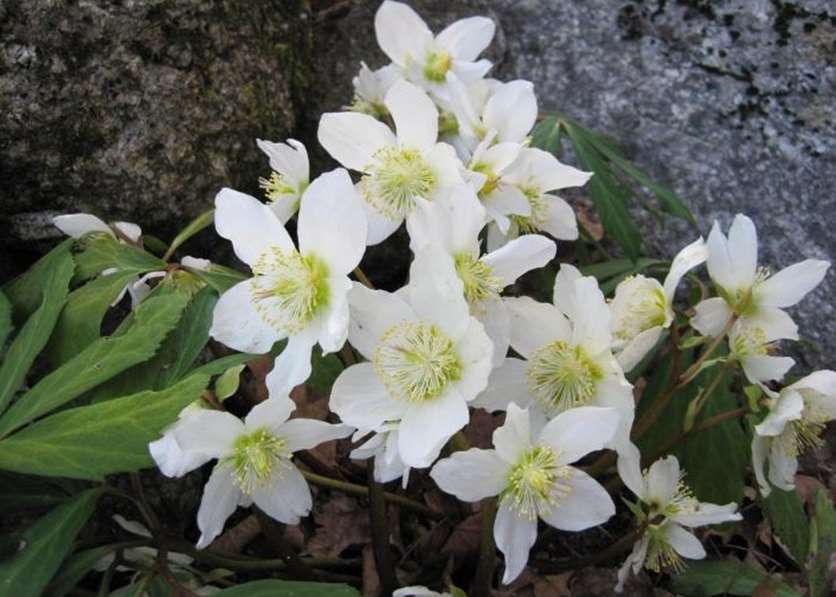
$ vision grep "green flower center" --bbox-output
[778,417,825,458]
[526,341,603,413]
[228,428,289,494]
[424,50,452,82]
[614,279,667,341]
[373,322,462,403]
[438,111,459,136]
[251,249,330,333]
[502,445,571,520]
[453,252,504,305]
[718,267,770,315]
[259,171,305,204]
[731,325,768,358]
[510,185,549,234]
[470,162,500,197]
[645,524,687,573]
[360,147,436,220]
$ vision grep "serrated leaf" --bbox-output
[164,208,214,260]
[2,239,74,320]
[216,579,361,597]
[763,488,810,565]
[0,488,101,597]
[0,245,75,415]
[193,264,248,294]
[73,234,165,281]
[0,374,209,479]
[215,364,245,400]
[47,269,139,365]
[530,116,563,155]
[671,559,799,596]
[0,293,190,437]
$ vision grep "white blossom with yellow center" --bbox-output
[431,404,619,584]
[318,80,465,245]
[751,370,836,496]
[330,246,494,468]
[210,168,367,397]
[615,449,742,592]
[256,138,309,224]
[728,316,795,384]
[149,397,353,548]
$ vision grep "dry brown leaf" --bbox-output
[306,493,371,557]
[207,514,260,555]
[793,474,825,506]
[290,383,330,420]
[464,409,503,449]
[575,197,604,241]
[441,512,481,560]
[532,572,573,597]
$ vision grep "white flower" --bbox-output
[149,403,214,478]
[350,424,415,487]
[349,62,400,118]
[150,397,353,548]
[210,169,366,396]
[393,587,450,597]
[727,315,795,384]
[487,148,591,249]
[374,0,495,99]
[256,138,310,224]
[615,448,741,591]
[473,264,635,455]
[431,404,619,584]
[610,238,707,371]
[692,214,830,338]
[318,79,464,245]
[408,191,555,365]
[448,77,537,157]
[751,370,836,496]
[330,246,494,468]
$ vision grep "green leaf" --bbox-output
[164,208,214,260]
[215,364,245,400]
[192,264,248,294]
[671,559,799,596]
[2,239,74,320]
[0,290,12,351]
[0,472,75,510]
[763,488,810,565]
[73,234,165,281]
[565,123,642,259]
[46,545,113,597]
[216,579,361,597]
[0,374,209,479]
[190,352,261,378]
[0,293,190,437]
[530,116,563,155]
[0,245,75,415]
[0,488,101,597]
[809,488,836,597]
[47,269,139,365]
[309,347,344,394]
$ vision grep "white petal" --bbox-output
[243,396,295,432]
[452,58,493,83]
[540,467,615,531]
[592,376,636,457]
[317,277,352,354]
[214,188,294,266]
[493,402,532,464]
[755,390,804,436]
[552,262,584,320]
[331,363,409,430]
[436,16,494,61]
[406,196,455,254]
[526,148,592,192]
[538,406,619,465]
[196,463,242,548]
[386,80,438,153]
[265,332,316,396]
[253,463,312,525]
[317,112,396,172]
[257,138,309,186]
[539,193,578,241]
[374,0,433,66]
[746,307,799,342]
[408,246,470,340]
[705,221,735,292]
[791,370,836,402]
[741,354,795,384]
[483,80,537,143]
[663,237,708,303]
[173,411,242,460]
[471,357,532,413]
[691,297,733,337]
[757,259,830,308]
[616,442,647,500]
[477,298,511,366]
[666,524,706,560]
[504,296,571,358]
[149,433,211,478]
[268,197,298,224]
[752,435,771,496]
[210,280,282,354]
[674,503,741,527]
[645,456,680,506]
[616,326,663,373]
[482,185,531,228]
[767,444,798,491]
[453,317,494,402]
[430,448,509,501]
[569,276,612,354]
[424,142,464,188]
[348,283,417,359]
[399,389,469,468]
[494,501,538,585]
[616,535,649,592]
[278,419,353,453]
[727,214,758,289]
[53,213,113,238]
[298,169,367,275]
[112,221,142,243]
[482,234,556,287]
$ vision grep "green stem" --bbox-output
[678,314,737,385]
[367,460,398,595]
[472,498,498,597]
[449,430,471,453]
[353,267,375,289]
[166,539,360,572]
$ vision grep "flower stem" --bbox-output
[472,498,497,597]
[254,507,317,581]
[367,460,398,595]
[353,266,375,289]
[677,314,737,385]
[449,430,471,453]
[300,470,442,519]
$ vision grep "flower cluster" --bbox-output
[122,1,833,591]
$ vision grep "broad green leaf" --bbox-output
[47,269,139,365]
[216,579,362,597]
[0,290,12,350]
[763,488,810,565]
[0,488,101,597]
[73,234,165,281]
[193,264,248,294]
[164,208,214,260]
[215,364,245,400]
[0,293,189,437]
[809,489,836,597]
[0,472,76,510]
[671,559,799,596]
[46,545,112,597]
[310,347,344,394]
[0,246,75,415]
[2,239,74,320]
[0,374,209,479]
[190,352,261,378]
[530,116,563,155]
[565,123,642,259]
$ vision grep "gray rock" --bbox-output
[304,0,835,370]
[0,0,309,248]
